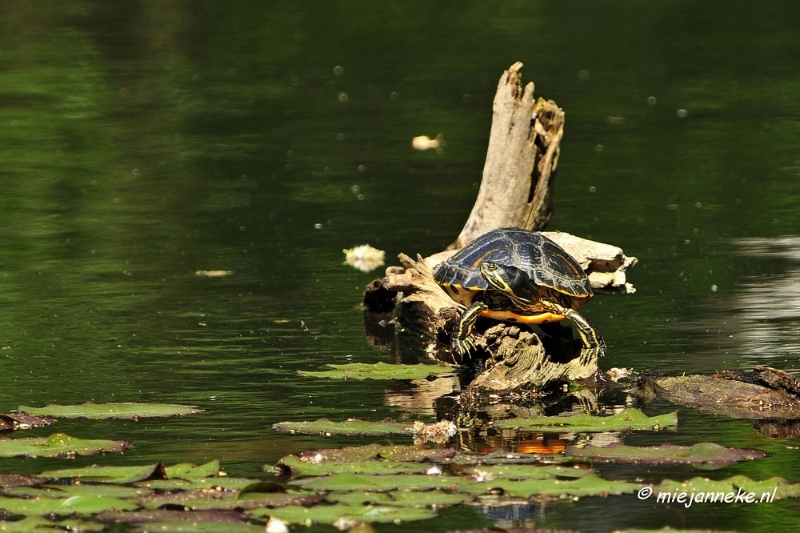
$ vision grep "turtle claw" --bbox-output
[452,336,474,358]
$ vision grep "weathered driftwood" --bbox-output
[363,63,637,389]
[640,367,800,421]
[455,62,563,248]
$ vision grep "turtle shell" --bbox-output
[433,228,592,300]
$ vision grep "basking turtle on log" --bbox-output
[433,227,605,364]
[363,62,636,388]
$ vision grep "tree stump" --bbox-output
[363,63,636,390]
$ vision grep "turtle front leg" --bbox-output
[452,301,488,357]
[540,301,606,363]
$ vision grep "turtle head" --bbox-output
[480,262,539,301]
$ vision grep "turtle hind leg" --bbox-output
[451,301,488,357]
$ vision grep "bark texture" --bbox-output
[455,62,564,248]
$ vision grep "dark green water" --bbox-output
[2,2,800,531]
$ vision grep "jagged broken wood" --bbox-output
[363,63,637,389]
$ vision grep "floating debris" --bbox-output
[411,134,444,151]
[196,270,234,277]
[410,420,457,445]
[343,244,385,273]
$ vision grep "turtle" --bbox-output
[432,227,605,362]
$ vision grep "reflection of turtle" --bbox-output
[433,227,605,361]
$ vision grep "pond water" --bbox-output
[1,2,800,531]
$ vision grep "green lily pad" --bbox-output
[298,362,455,380]
[330,490,470,508]
[136,487,322,511]
[165,460,221,479]
[0,495,138,516]
[4,484,151,500]
[656,475,800,502]
[18,402,202,419]
[451,464,590,480]
[98,510,264,532]
[566,442,765,466]
[289,473,453,492]
[135,477,257,492]
[273,418,413,437]
[0,516,106,532]
[0,517,54,532]
[0,433,131,458]
[40,462,167,484]
[456,473,641,497]
[297,444,456,463]
[494,408,677,433]
[274,455,433,477]
[249,503,437,524]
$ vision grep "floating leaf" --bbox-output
[249,503,436,524]
[450,464,590,480]
[0,434,131,458]
[656,475,800,501]
[298,444,456,463]
[330,490,470,508]
[136,487,321,511]
[289,473,453,492]
[0,495,138,516]
[100,511,263,532]
[566,442,765,467]
[494,408,677,433]
[4,484,150,500]
[41,462,167,484]
[299,362,455,381]
[457,473,641,497]
[275,455,433,477]
[18,402,202,420]
[273,418,412,437]
[165,460,221,480]
[135,477,257,492]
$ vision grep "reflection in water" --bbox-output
[733,237,800,361]
[384,377,461,416]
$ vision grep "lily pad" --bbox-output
[451,464,590,480]
[458,473,641,497]
[165,460,221,480]
[135,477,258,492]
[0,517,100,532]
[273,418,413,437]
[656,475,800,501]
[566,442,765,467]
[275,455,433,477]
[0,495,138,516]
[330,490,470,508]
[4,484,151,500]
[298,362,455,380]
[18,402,202,420]
[493,408,677,433]
[98,510,264,532]
[41,462,167,484]
[136,488,322,511]
[249,503,437,524]
[289,473,453,492]
[298,444,456,463]
[0,433,131,458]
